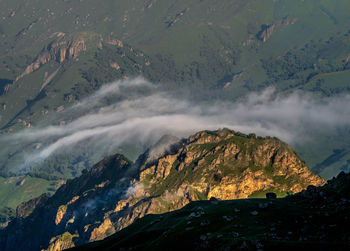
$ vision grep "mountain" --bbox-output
[72,171,350,251]
[1,1,350,177]
[1,0,350,238]
[1,0,350,130]
[0,129,324,251]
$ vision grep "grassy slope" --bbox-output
[0,176,61,224]
[0,176,56,209]
[1,0,349,127]
[0,0,350,221]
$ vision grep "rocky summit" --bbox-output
[0,129,324,251]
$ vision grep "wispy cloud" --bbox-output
[2,77,350,173]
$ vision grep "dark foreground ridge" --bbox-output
[71,171,350,251]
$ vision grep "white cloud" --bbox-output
[2,77,350,173]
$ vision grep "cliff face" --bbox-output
[14,32,94,83]
[0,129,324,251]
[113,129,324,230]
[71,172,350,251]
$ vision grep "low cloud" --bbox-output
[2,77,350,173]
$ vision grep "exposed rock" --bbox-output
[55,196,81,226]
[53,173,350,251]
[56,106,64,112]
[18,178,26,186]
[55,205,67,225]
[110,129,324,232]
[45,232,77,251]
[16,193,50,219]
[0,129,325,251]
[15,33,93,82]
[110,62,120,70]
[105,38,123,47]
[257,17,297,42]
[89,218,115,241]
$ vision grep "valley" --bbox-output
[0,1,350,249]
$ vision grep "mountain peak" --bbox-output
[0,129,325,251]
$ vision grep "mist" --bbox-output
[2,77,350,173]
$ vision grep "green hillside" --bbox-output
[0,0,350,226]
[1,0,350,130]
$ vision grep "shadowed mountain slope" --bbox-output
[72,172,350,251]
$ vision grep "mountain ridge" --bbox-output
[71,171,350,251]
[1,1,350,203]
[0,1,350,248]
[0,129,324,251]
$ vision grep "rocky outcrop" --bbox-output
[257,17,297,42]
[45,232,77,251]
[0,129,325,251]
[110,62,120,70]
[15,33,89,83]
[105,38,123,47]
[55,205,67,226]
[16,193,50,219]
[89,218,115,241]
[110,129,324,231]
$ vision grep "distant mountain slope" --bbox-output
[72,172,350,251]
[1,0,350,130]
[0,129,324,251]
[1,0,350,234]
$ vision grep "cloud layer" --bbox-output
[2,77,350,173]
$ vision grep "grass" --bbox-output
[0,0,350,220]
[0,175,59,223]
[248,189,288,198]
